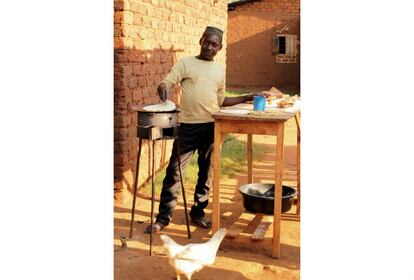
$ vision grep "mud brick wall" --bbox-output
[227,0,300,91]
[114,0,228,203]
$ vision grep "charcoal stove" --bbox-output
[129,104,191,256]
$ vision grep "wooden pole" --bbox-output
[150,140,155,256]
[247,134,253,184]
[129,138,143,238]
[212,121,222,233]
[273,122,285,258]
[294,113,301,215]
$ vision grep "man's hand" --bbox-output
[157,83,170,102]
[246,91,271,101]
[222,91,272,107]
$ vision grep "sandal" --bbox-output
[144,222,166,234]
[191,217,211,229]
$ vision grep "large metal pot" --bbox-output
[239,183,297,214]
[132,104,180,128]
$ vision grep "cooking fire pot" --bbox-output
[132,104,180,128]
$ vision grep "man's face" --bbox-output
[199,34,222,61]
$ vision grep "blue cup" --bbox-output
[253,96,266,111]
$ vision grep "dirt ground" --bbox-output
[114,118,300,280]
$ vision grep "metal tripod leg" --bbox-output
[177,132,191,239]
[129,138,143,238]
[150,139,156,256]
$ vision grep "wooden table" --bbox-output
[211,109,296,259]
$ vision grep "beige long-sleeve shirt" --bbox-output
[161,56,225,123]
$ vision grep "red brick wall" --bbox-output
[227,0,300,91]
[114,0,228,203]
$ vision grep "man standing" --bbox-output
[145,26,269,233]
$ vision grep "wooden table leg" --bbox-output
[296,124,300,215]
[212,121,222,233]
[247,134,253,184]
[273,122,285,258]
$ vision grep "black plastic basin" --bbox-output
[238,183,297,214]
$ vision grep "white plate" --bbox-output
[143,100,176,112]
[219,109,250,115]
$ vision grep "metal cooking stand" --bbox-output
[129,124,191,256]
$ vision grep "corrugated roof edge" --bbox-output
[228,0,262,11]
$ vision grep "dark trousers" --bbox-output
[156,122,214,226]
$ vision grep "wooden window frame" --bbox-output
[273,35,297,55]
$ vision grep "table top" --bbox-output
[212,102,298,122]
[212,109,295,122]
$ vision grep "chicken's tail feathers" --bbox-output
[160,234,179,246]
[160,234,183,258]
[211,228,227,243]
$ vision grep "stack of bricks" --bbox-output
[227,0,300,90]
[114,0,228,203]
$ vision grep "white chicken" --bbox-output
[160,228,227,280]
